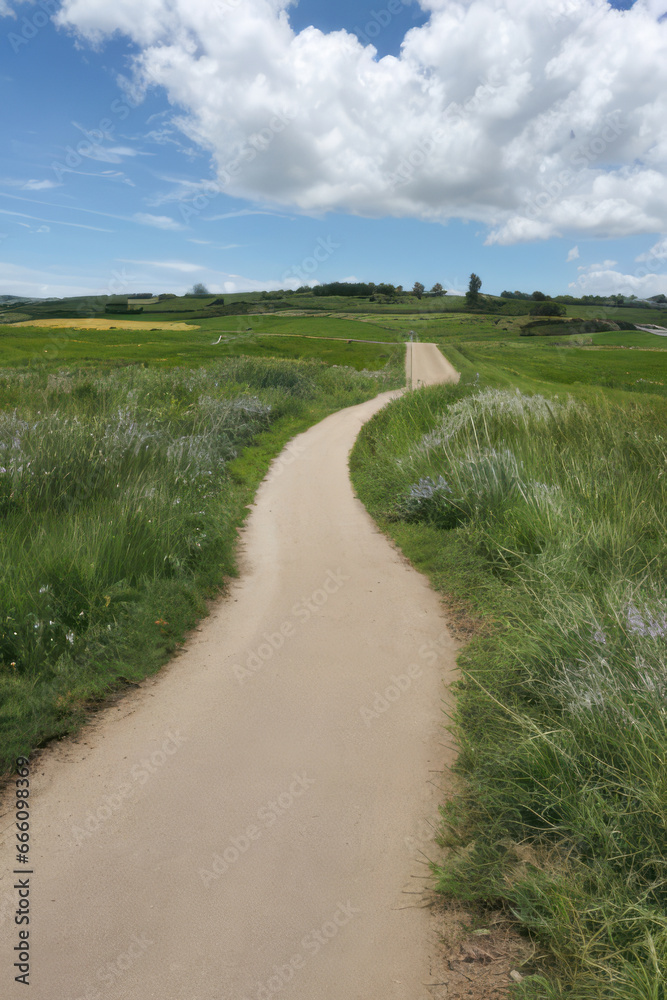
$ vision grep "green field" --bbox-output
[0,316,404,368]
[448,339,667,397]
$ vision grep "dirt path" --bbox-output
[408,341,461,388]
[1,344,460,1000]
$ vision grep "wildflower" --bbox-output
[408,476,452,501]
[626,602,667,639]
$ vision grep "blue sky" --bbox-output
[0,0,666,299]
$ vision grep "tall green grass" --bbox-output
[351,381,667,997]
[0,357,395,773]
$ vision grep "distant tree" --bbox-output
[532,290,547,301]
[466,273,482,308]
[529,301,566,317]
[396,285,404,294]
[412,282,425,299]
[189,282,210,296]
[431,283,445,296]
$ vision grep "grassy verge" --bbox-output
[350,372,667,997]
[0,356,401,774]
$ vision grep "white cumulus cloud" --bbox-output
[55,0,667,244]
[570,268,667,297]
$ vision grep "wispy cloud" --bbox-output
[0,178,61,191]
[578,260,619,273]
[0,193,186,232]
[566,246,580,263]
[24,179,60,191]
[0,262,114,298]
[56,167,136,186]
[0,207,113,233]
[187,238,243,249]
[116,258,201,273]
[206,209,293,222]
[133,212,184,231]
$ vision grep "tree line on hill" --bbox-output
[502,289,665,309]
[306,281,447,300]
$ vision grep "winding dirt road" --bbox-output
[1,344,459,1000]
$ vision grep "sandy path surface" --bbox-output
[408,342,461,387]
[1,344,459,1000]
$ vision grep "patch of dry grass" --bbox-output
[12,318,199,331]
